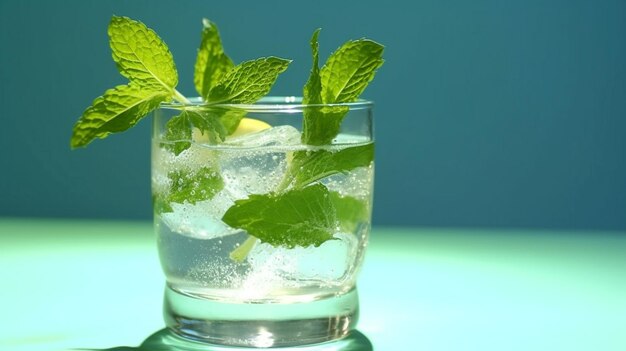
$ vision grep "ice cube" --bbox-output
[219,126,301,197]
[159,190,241,240]
[246,232,359,284]
[157,126,303,240]
[224,125,301,147]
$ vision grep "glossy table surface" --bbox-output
[1,219,625,350]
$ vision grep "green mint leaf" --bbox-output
[208,57,291,103]
[71,83,169,148]
[320,39,384,104]
[303,29,322,105]
[222,184,337,248]
[153,194,173,214]
[330,192,370,233]
[287,143,374,189]
[167,166,224,205]
[185,109,228,143]
[162,112,192,156]
[194,19,234,98]
[301,29,347,145]
[301,35,383,145]
[301,105,349,145]
[108,16,178,91]
[162,107,244,155]
[215,107,247,135]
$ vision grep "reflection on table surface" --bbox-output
[77,329,372,351]
[1,219,625,350]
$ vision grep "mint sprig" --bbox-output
[162,58,290,155]
[221,31,382,256]
[71,16,186,148]
[164,28,290,154]
[302,30,384,145]
[71,16,290,149]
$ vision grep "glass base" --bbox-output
[163,285,360,348]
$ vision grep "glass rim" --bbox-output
[159,96,374,112]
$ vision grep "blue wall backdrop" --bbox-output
[0,0,624,230]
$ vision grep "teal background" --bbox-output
[0,0,625,230]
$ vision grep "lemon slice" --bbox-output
[230,118,271,137]
[192,117,271,143]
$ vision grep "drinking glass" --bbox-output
[151,97,374,347]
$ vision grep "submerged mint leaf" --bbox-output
[153,194,173,214]
[162,112,192,155]
[208,57,291,103]
[168,166,224,205]
[108,16,178,91]
[287,143,374,189]
[194,19,234,99]
[71,83,169,148]
[222,184,337,248]
[320,39,384,104]
[330,192,370,233]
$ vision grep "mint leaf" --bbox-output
[286,143,374,189]
[320,39,384,104]
[215,107,247,135]
[208,57,291,103]
[303,29,322,105]
[162,112,192,155]
[301,29,349,145]
[162,107,245,154]
[71,83,169,148]
[301,105,349,145]
[185,109,228,144]
[194,19,234,98]
[167,166,224,205]
[222,184,337,248]
[153,194,173,214]
[330,192,370,233]
[108,16,178,91]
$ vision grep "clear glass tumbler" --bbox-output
[151,97,374,347]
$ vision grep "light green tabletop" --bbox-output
[0,219,625,350]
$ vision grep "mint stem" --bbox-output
[230,236,259,263]
[275,173,293,193]
[172,89,191,104]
